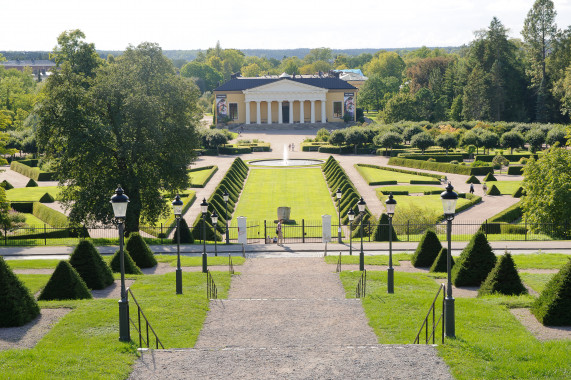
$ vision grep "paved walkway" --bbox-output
[129,258,452,379]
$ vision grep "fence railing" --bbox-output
[355,270,367,298]
[206,271,218,299]
[414,284,445,345]
[228,254,235,275]
[336,252,342,273]
[127,288,164,349]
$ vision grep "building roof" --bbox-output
[340,72,368,81]
[334,69,365,76]
[214,77,357,92]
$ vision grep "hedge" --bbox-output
[475,154,538,162]
[487,184,501,196]
[110,250,142,274]
[507,166,524,175]
[355,164,443,179]
[465,175,481,184]
[429,248,454,273]
[125,233,157,268]
[10,161,55,181]
[189,165,218,188]
[10,202,33,213]
[452,231,496,287]
[483,172,497,181]
[39,192,55,203]
[33,202,69,226]
[388,157,494,175]
[410,179,441,185]
[397,154,466,162]
[1,180,14,190]
[478,252,527,296]
[0,256,40,327]
[38,261,92,301]
[531,258,571,326]
[26,179,38,187]
[411,230,442,267]
[69,240,114,290]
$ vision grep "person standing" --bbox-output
[482,183,488,196]
[469,183,474,195]
[277,220,284,246]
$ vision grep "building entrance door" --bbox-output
[282,103,289,123]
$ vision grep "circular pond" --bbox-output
[249,159,324,167]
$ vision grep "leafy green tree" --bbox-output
[241,63,262,77]
[363,51,405,79]
[180,61,223,93]
[344,128,367,154]
[492,154,509,174]
[304,48,332,64]
[380,92,418,123]
[546,128,567,146]
[480,131,499,154]
[402,125,424,144]
[38,35,200,233]
[462,64,490,120]
[435,134,458,154]
[373,132,402,155]
[522,147,570,238]
[461,130,482,154]
[500,131,525,154]
[410,132,434,153]
[328,130,345,148]
[526,129,546,152]
[358,74,399,111]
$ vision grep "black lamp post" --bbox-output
[172,194,184,294]
[201,198,208,273]
[211,210,218,257]
[385,193,397,294]
[223,190,230,244]
[336,187,342,243]
[441,182,458,338]
[348,208,355,256]
[357,197,366,271]
[110,185,130,342]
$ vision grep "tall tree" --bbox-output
[462,65,490,120]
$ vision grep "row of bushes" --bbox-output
[196,145,271,156]
[388,157,494,176]
[189,165,218,188]
[474,154,538,162]
[479,201,525,235]
[10,161,55,181]
[397,154,467,162]
[507,166,524,175]
[356,163,444,180]
[139,192,196,239]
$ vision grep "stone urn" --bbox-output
[277,207,291,222]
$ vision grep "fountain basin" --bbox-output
[249,159,324,167]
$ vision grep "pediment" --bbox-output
[244,79,326,94]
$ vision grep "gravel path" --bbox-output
[0,308,71,350]
[510,308,571,341]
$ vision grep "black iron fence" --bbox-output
[355,270,367,298]
[414,284,445,345]
[206,271,218,299]
[127,288,164,349]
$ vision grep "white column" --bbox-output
[267,101,272,125]
[310,100,316,123]
[289,101,294,124]
[321,100,326,123]
[300,100,305,124]
[256,101,261,124]
[245,101,251,124]
[278,101,283,124]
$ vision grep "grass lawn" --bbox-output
[23,213,47,225]
[233,168,337,223]
[6,187,62,202]
[324,253,412,266]
[519,273,556,293]
[155,255,245,267]
[512,253,570,269]
[16,274,51,294]
[356,165,440,185]
[377,194,472,215]
[6,259,62,269]
[188,166,218,187]
[376,185,443,194]
[339,271,571,379]
[485,181,522,195]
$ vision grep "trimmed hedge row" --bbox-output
[474,154,538,162]
[356,164,443,180]
[189,165,218,188]
[397,154,466,162]
[480,201,524,234]
[507,166,524,175]
[139,192,196,238]
[32,202,68,227]
[487,201,523,223]
[318,145,376,155]
[10,161,55,181]
[388,157,494,175]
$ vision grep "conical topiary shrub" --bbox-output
[531,258,571,326]
[451,231,497,287]
[372,214,397,242]
[483,172,497,182]
[411,230,442,268]
[110,250,143,275]
[478,252,528,296]
[38,261,92,301]
[430,248,455,273]
[0,257,40,327]
[172,218,194,244]
[1,180,14,190]
[487,184,501,196]
[466,175,481,184]
[192,218,223,242]
[512,186,524,198]
[69,240,114,290]
[125,232,157,268]
[39,192,55,203]
[25,178,38,187]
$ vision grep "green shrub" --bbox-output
[38,261,92,301]
[478,252,527,296]
[487,184,501,196]
[0,256,40,327]
[192,218,223,241]
[39,192,55,203]
[487,201,523,223]
[69,240,114,290]
[1,180,14,190]
[26,178,38,187]
[465,175,481,184]
[110,249,143,275]
[10,161,55,181]
[483,172,497,181]
[411,230,442,267]
[372,214,397,242]
[452,231,496,287]
[507,166,524,175]
[33,202,68,226]
[388,157,493,175]
[125,232,157,268]
[10,202,33,213]
[172,218,194,244]
[512,186,524,198]
[531,258,571,326]
[429,248,454,273]
[409,179,440,185]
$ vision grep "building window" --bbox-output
[333,102,342,118]
[229,103,238,120]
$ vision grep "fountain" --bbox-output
[283,144,289,166]
[249,143,324,167]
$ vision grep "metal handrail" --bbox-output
[336,252,342,273]
[229,254,235,275]
[207,270,218,299]
[126,288,165,349]
[414,284,445,344]
[355,269,367,298]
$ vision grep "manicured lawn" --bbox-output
[356,165,440,185]
[6,259,62,269]
[376,185,443,194]
[339,271,571,379]
[188,166,218,187]
[377,194,472,215]
[519,273,556,293]
[16,274,51,294]
[233,168,337,223]
[512,253,570,269]
[485,181,522,195]
[155,255,245,267]
[6,186,62,202]
[324,253,412,266]
[23,213,47,225]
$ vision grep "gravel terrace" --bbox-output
[129,257,453,379]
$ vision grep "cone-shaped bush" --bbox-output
[39,192,55,203]
[192,218,223,241]
[478,252,527,296]
[110,250,143,275]
[25,178,38,187]
[411,230,442,267]
[430,248,454,273]
[0,257,40,327]
[1,180,14,190]
[69,240,114,290]
[172,218,194,244]
[465,175,481,184]
[372,214,397,242]
[483,172,497,181]
[451,231,496,286]
[512,186,524,198]
[531,258,571,326]
[487,184,501,195]
[125,232,157,268]
[38,261,92,301]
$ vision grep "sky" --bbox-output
[2,0,571,52]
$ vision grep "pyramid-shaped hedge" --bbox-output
[487,184,501,196]
[69,240,114,290]
[38,261,92,301]
[172,218,194,244]
[483,172,497,182]
[372,214,397,242]
[26,178,38,187]
[430,248,454,273]
[39,192,55,203]
[1,180,14,190]
[512,186,524,198]
[466,175,481,184]
[192,218,223,241]
[531,258,571,326]
[0,257,40,327]
[125,232,157,268]
[451,231,496,287]
[110,250,142,275]
[411,230,442,268]
[478,252,527,296]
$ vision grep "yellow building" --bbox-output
[213,74,358,125]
